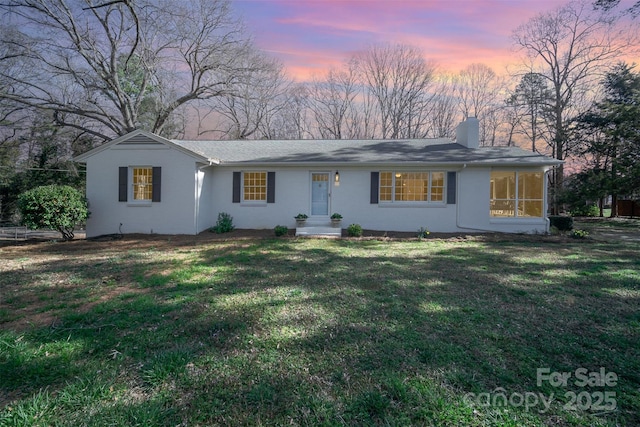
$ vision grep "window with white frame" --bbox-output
[379,171,446,203]
[490,171,543,217]
[243,171,267,202]
[132,167,153,201]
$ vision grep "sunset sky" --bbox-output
[233,0,573,80]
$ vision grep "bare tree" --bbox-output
[0,24,42,146]
[425,73,460,138]
[353,85,379,139]
[205,53,290,140]
[455,63,504,145]
[354,43,436,139]
[512,0,638,212]
[594,0,640,17]
[0,0,262,142]
[456,64,499,119]
[506,72,553,153]
[307,63,360,139]
[259,83,311,140]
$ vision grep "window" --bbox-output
[119,166,160,203]
[233,171,275,204]
[490,171,543,217]
[243,171,267,202]
[379,171,445,203]
[132,167,153,201]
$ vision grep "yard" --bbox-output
[1,219,639,426]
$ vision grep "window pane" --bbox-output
[133,167,153,200]
[519,200,543,217]
[243,172,267,201]
[430,172,444,202]
[395,172,428,202]
[380,187,392,201]
[490,171,515,217]
[518,172,543,199]
[492,200,516,217]
[491,172,515,199]
[379,171,392,201]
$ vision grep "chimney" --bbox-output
[456,117,479,149]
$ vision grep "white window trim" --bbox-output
[380,170,447,205]
[489,170,545,218]
[241,170,268,205]
[128,166,153,206]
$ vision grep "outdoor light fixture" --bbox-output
[334,171,340,186]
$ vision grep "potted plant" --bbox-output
[294,213,308,226]
[330,213,342,227]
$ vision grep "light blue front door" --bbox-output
[311,173,329,216]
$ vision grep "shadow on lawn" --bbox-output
[1,237,638,425]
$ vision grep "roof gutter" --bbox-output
[211,160,562,168]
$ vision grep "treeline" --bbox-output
[0,0,638,221]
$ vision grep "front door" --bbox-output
[311,172,330,216]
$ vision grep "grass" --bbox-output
[0,222,639,426]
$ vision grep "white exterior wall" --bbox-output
[84,145,200,237]
[331,167,459,232]
[457,167,549,233]
[85,150,550,236]
[207,167,310,230]
[207,165,549,234]
[209,166,456,233]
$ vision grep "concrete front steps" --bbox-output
[295,220,342,237]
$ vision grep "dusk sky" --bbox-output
[233,0,574,81]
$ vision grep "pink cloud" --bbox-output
[236,0,631,81]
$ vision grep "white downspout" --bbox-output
[195,166,200,235]
[195,160,216,234]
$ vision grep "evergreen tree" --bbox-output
[577,63,640,216]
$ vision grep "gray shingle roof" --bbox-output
[171,138,561,166]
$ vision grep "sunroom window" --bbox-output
[490,171,543,217]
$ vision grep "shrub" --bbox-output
[571,229,589,239]
[570,204,599,217]
[347,223,363,237]
[17,185,89,240]
[211,212,234,233]
[294,213,308,220]
[330,213,342,220]
[549,215,573,231]
[417,226,430,239]
[274,225,288,236]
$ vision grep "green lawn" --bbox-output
[1,224,639,426]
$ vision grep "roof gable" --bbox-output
[73,129,212,163]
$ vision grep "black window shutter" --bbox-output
[152,167,162,202]
[232,171,241,203]
[370,172,379,204]
[118,167,128,202]
[446,171,456,204]
[267,172,276,203]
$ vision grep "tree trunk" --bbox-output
[599,198,604,217]
[610,144,618,217]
